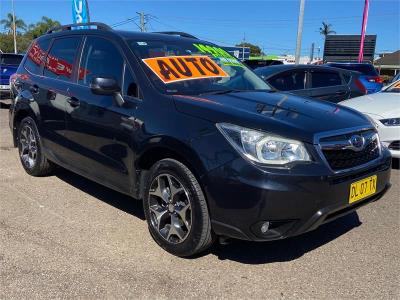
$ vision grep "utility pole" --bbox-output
[136,12,146,32]
[295,0,305,64]
[309,42,314,63]
[11,0,17,54]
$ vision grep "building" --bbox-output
[374,50,400,76]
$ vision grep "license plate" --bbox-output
[349,175,377,204]
[0,85,10,90]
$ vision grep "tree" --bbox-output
[235,42,262,57]
[26,16,61,39]
[0,13,27,34]
[319,21,336,38]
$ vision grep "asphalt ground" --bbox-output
[0,102,399,299]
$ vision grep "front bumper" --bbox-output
[203,147,392,241]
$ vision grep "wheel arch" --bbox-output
[12,106,38,147]
[135,137,207,200]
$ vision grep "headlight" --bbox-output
[216,123,311,165]
[380,118,400,126]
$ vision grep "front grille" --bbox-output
[320,129,380,171]
[388,141,400,150]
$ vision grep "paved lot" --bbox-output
[0,105,399,299]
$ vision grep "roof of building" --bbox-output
[375,50,400,67]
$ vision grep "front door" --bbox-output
[65,36,141,193]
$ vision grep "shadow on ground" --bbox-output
[54,167,362,264]
[55,167,145,220]
[210,212,361,264]
[392,158,399,170]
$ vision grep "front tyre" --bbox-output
[143,159,214,257]
[17,117,54,176]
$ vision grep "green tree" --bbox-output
[26,16,61,39]
[0,13,27,34]
[235,42,262,57]
[319,21,336,38]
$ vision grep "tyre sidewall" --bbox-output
[143,159,210,257]
[17,117,46,176]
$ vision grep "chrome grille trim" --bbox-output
[314,126,382,174]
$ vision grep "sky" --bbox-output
[1,0,399,56]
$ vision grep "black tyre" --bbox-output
[143,158,214,257]
[17,117,54,176]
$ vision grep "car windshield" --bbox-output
[383,81,400,93]
[0,54,23,65]
[128,39,270,95]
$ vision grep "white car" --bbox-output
[339,80,400,158]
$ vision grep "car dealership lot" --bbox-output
[0,106,399,299]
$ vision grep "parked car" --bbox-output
[0,53,24,98]
[325,63,383,94]
[254,65,366,103]
[9,23,392,257]
[244,59,283,69]
[340,80,400,158]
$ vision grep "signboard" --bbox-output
[323,34,376,63]
[72,0,90,27]
[221,47,250,61]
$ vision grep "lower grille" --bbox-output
[320,129,380,171]
[388,141,400,151]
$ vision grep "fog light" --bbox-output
[260,222,270,233]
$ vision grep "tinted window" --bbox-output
[0,54,23,65]
[268,71,306,91]
[79,37,124,87]
[327,64,378,76]
[123,66,140,98]
[311,71,342,88]
[44,37,81,81]
[24,38,51,75]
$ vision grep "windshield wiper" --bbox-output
[199,89,244,95]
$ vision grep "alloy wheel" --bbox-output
[19,123,38,169]
[148,173,192,244]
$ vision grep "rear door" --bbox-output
[37,36,82,163]
[308,69,349,103]
[267,69,310,97]
[65,35,141,192]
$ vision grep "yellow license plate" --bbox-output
[349,175,377,204]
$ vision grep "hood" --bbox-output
[339,93,400,119]
[173,91,371,144]
[0,64,18,79]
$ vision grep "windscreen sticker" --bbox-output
[193,43,244,67]
[142,55,229,84]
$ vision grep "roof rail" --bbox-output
[153,31,198,39]
[46,22,112,34]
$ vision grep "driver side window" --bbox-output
[79,36,124,87]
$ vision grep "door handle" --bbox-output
[67,97,80,107]
[335,90,346,95]
[29,84,39,94]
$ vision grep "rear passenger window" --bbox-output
[311,71,342,88]
[24,38,51,75]
[44,37,81,81]
[78,37,124,87]
[269,71,306,91]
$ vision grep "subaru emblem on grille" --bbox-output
[349,135,365,151]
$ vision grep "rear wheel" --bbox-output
[143,159,214,257]
[17,117,54,176]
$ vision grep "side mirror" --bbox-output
[90,76,125,106]
[90,77,121,95]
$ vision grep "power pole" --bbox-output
[11,0,17,54]
[295,0,305,64]
[309,42,315,63]
[136,12,146,32]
